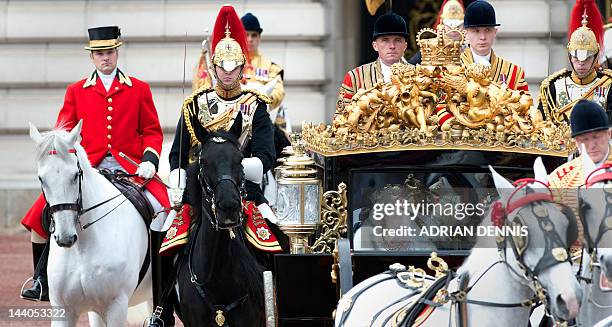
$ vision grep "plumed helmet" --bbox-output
[567,0,603,61]
[436,0,465,29]
[211,5,249,72]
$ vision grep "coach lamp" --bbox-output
[275,135,321,254]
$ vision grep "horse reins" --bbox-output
[42,148,160,231]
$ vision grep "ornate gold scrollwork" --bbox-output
[427,251,449,278]
[312,183,348,254]
[304,26,570,158]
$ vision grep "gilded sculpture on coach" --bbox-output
[538,1,612,125]
[329,25,556,147]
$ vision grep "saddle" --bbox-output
[99,169,154,226]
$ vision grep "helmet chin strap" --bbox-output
[569,52,598,84]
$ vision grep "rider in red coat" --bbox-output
[20,26,170,301]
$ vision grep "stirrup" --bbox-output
[19,277,45,302]
[143,306,164,327]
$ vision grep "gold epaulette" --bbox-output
[539,69,570,121]
[241,89,271,104]
[182,86,213,146]
[600,68,612,78]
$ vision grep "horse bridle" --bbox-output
[458,178,577,324]
[579,163,612,253]
[40,148,129,233]
[197,136,247,230]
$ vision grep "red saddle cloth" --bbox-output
[159,200,283,256]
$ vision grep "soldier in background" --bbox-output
[408,0,465,65]
[241,12,291,207]
[538,0,612,125]
[460,0,529,92]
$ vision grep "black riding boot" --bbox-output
[146,231,175,327]
[21,241,49,301]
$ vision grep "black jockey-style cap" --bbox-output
[570,99,610,137]
[241,13,263,34]
[373,12,408,39]
[85,26,122,51]
[464,0,500,28]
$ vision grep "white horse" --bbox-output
[574,151,612,326]
[335,158,583,326]
[30,121,151,326]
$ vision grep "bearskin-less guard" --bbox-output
[460,0,529,92]
[538,0,612,124]
[19,26,170,303]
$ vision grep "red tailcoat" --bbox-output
[22,70,170,237]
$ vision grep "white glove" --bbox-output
[136,161,156,179]
[242,157,263,184]
[261,75,280,97]
[168,168,186,208]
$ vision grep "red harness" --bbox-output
[585,163,612,188]
[48,149,76,155]
[491,178,554,226]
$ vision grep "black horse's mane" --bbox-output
[184,131,265,315]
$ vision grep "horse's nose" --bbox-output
[56,234,77,248]
[555,287,582,320]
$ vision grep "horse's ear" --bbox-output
[533,157,549,186]
[489,165,514,204]
[67,120,83,146]
[29,122,43,144]
[227,119,242,140]
[581,144,598,179]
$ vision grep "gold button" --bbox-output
[115,87,119,90]
[108,106,113,111]
[107,144,112,148]
[107,125,112,130]
[107,98,113,103]
[107,135,111,139]
[107,116,112,121]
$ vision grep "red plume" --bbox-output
[568,0,604,49]
[434,0,464,30]
[211,5,249,63]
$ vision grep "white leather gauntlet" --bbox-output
[168,168,186,207]
[242,157,263,184]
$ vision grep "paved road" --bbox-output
[0,230,182,326]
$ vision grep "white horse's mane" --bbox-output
[35,127,91,170]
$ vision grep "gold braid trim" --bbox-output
[539,68,570,123]
[181,86,213,146]
[242,89,272,104]
[600,68,612,79]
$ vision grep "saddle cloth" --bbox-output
[159,200,283,256]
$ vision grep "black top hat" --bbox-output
[570,99,610,137]
[464,1,500,28]
[373,12,408,39]
[241,13,263,34]
[85,26,122,51]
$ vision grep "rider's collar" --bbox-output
[214,83,242,99]
[571,69,597,85]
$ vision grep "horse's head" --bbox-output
[198,131,245,230]
[490,157,582,321]
[578,147,612,284]
[30,121,84,248]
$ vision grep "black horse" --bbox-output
[177,131,265,327]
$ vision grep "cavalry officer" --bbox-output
[159,5,283,326]
[538,0,612,124]
[20,26,169,303]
